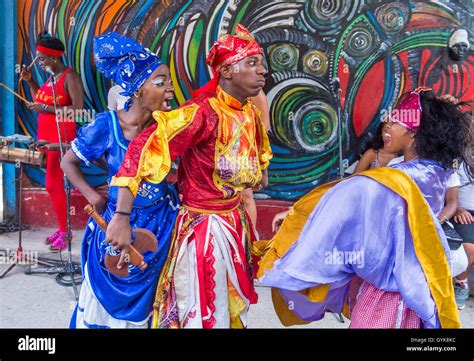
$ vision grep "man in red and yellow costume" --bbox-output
[105,24,272,328]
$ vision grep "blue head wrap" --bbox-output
[93,32,163,111]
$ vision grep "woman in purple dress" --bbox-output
[258,88,471,328]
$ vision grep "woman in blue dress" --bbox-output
[61,32,178,328]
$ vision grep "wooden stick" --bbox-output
[0,82,30,104]
[26,55,40,70]
[84,204,145,267]
[18,55,40,82]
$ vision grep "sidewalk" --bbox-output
[1,227,473,328]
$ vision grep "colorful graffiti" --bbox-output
[17,0,473,200]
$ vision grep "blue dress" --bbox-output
[69,111,179,328]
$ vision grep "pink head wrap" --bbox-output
[387,87,432,132]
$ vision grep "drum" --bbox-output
[0,146,46,168]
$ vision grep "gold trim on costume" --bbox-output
[111,104,199,196]
[183,200,242,214]
[209,87,272,198]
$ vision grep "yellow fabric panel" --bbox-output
[257,179,341,277]
[110,104,199,196]
[209,93,266,194]
[258,167,460,328]
[342,297,350,320]
[300,283,330,302]
[361,168,460,329]
[110,117,169,196]
[271,288,309,327]
[152,103,200,141]
[228,279,247,329]
[110,176,141,198]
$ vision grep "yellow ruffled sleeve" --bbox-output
[110,104,199,196]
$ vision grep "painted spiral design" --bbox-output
[300,0,363,35]
[375,2,410,33]
[16,0,472,200]
[269,78,337,153]
[344,26,377,59]
[303,50,328,76]
[268,44,299,71]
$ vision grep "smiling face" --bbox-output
[220,54,267,100]
[137,64,175,112]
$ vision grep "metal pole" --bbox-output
[0,0,18,220]
[337,89,344,179]
[51,75,79,299]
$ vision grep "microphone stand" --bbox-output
[25,69,81,301]
[330,78,346,323]
[331,78,345,179]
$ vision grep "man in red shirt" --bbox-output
[106,24,272,328]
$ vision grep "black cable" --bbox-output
[0,246,83,287]
[55,248,82,287]
[0,222,29,234]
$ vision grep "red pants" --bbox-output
[37,118,77,232]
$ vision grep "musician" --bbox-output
[20,32,84,251]
[61,32,178,328]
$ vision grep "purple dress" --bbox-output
[259,159,453,328]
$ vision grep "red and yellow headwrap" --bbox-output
[193,24,262,97]
[207,24,262,72]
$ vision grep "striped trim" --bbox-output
[110,111,128,151]
[71,140,90,166]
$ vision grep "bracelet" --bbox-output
[115,211,131,216]
[41,104,48,113]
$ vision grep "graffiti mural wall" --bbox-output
[17,0,473,200]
